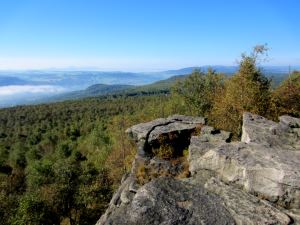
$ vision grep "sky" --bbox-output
[0,0,299,71]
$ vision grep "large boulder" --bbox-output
[190,113,300,209]
[241,112,300,149]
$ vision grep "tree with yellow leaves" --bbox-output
[271,71,300,118]
[211,45,271,138]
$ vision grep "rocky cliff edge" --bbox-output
[96,113,300,225]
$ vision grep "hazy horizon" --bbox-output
[0,64,300,74]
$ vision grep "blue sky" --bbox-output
[0,0,299,71]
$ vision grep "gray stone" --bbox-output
[189,126,231,175]
[97,177,235,225]
[126,118,169,142]
[97,175,138,225]
[205,178,291,225]
[241,112,300,150]
[190,113,300,209]
[126,115,205,144]
[148,122,201,144]
[97,113,300,225]
[167,114,206,124]
[241,112,277,144]
[280,115,300,128]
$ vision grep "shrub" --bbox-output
[136,164,150,185]
[271,71,300,118]
[12,193,58,225]
[152,144,175,159]
[173,68,224,116]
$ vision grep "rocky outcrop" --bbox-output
[190,113,300,209]
[97,113,300,225]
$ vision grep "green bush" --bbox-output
[12,194,58,225]
[153,144,175,159]
[271,71,300,118]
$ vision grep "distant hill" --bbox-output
[161,65,300,76]
[162,66,237,75]
[44,84,134,102]
[43,75,187,102]
[122,75,187,96]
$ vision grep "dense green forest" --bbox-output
[0,95,187,225]
[1,46,300,225]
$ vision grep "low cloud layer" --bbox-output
[0,85,65,96]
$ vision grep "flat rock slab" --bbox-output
[126,115,205,143]
[97,177,235,225]
[126,118,169,142]
[148,121,200,144]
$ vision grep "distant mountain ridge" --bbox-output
[0,65,297,107]
[0,71,163,88]
[159,65,300,76]
[0,65,297,86]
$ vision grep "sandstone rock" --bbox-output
[280,115,300,128]
[148,121,201,144]
[97,174,139,225]
[190,113,300,209]
[97,177,235,225]
[241,112,277,144]
[167,114,206,124]
[241,112,300,150]
[126,115,205,143]
[189,126,230,175]
[205,178,291,225]
[126,118,169,142]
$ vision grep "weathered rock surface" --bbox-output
[241,112,300,149]
[126,115,205,144]
[99,177,235,225]
[204,178,291,225]
[97,113,300,225]
[190,113,300,209]
[188,126,231,176]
